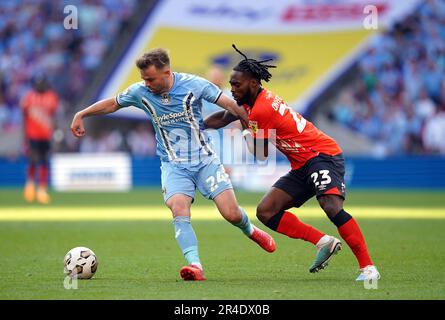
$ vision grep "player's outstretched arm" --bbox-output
[70,97,119,138]
[214,94,249,123]
[204,110,238,129]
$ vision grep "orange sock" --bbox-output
[275,211,325,245]
[39,165,48,188]
[27,163,36,181]
[332,210,373,268]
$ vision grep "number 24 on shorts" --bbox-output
[206,170,229,192]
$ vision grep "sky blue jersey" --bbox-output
[116,72,222,165]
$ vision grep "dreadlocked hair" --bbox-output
[232,44,276,83]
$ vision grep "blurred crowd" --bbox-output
[0,0,136,144]
[330,0,445,155]
[2,0,445,158]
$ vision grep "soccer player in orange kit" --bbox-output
[21,74,58,204]
[204,45,380,281]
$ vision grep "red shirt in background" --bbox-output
[21,90,58,140]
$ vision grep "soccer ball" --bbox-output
[64,247,98,279]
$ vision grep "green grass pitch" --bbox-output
[0,188,444,300]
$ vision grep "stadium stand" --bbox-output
[0,0,156,156]
[0,0,443,189]
[315,0,445,156]
[2,0,444,158]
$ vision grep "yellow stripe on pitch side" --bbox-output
[0,207,444,221]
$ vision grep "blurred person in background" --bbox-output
[0,1,137,156]
[21,73,58,204]
[201,64,229,119]
[422,105,445,154]
[127,123,156,156]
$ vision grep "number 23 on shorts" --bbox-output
[310,170,331,187]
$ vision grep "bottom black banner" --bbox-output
[0,300,441,318]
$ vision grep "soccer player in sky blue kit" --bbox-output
[70,48,276,281]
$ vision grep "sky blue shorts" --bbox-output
[160,157,233,202]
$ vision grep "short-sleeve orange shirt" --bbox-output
[243,88,342,170]
[21,90,58,140]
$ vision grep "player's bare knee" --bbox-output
[318,196,342,218]
[321,203,338,217]
[222,205,241,224]
[167,201,189,216]
[256,204,273,224]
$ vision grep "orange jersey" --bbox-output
[21,90,58,140]
[244,89,341,170]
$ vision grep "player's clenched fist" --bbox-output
[70,113,85,137]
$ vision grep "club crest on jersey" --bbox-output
[161,93,171,105]
[249,120,258,133]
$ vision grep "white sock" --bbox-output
[316,235,332,249]
[191,262,203,270]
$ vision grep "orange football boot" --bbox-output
[36,187,51,205]
[179,264,206,281]
[24,181,36,203]
[249,226,276,253]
